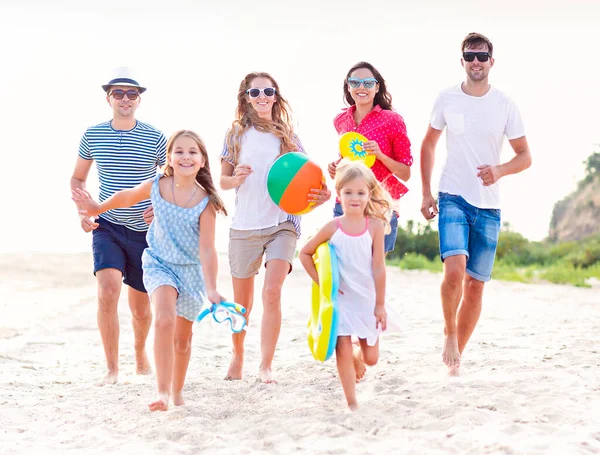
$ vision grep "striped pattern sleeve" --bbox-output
[79,120,167,232]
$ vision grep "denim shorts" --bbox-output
[92,216,148,292]
[333,202,398,253]
[437,192,501,282]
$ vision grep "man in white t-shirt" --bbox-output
[420,32,532,376]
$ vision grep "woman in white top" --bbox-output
[220,72,331,383]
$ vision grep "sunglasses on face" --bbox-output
[246,87,276,98]
[110,89,140,100]
[347,77,378,89]
[463,52,491,62]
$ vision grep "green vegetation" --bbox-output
[386,221,600,288]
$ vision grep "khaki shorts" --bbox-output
[229,221,298,279]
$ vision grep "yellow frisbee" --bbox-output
[339,132,375,168]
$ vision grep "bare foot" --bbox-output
[353,345,366,382]
[224,353,243,381]
[149,393,169,412]
[95,370,118,386]
[442,333,461,369]
[172,390,184,407]
[348,401,359,411]
[258,366,278,384]
[448,365,460,377]
[135,350,152,375]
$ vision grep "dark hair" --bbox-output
[343,61,393,110]
[461,32,494,56]
[164,130,227,215]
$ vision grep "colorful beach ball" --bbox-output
[267,152,324,215]
[339,131,376,168]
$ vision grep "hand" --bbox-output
[234,164,252,186]
[374,305,387,331]
[363,140,383,160]
[143,205,154,225]
[308,180,331,207]
[72,188,101,217]
[206,289,227,305]
[79,215,99,233]
[327,157,342,180]
[477,165,502,186]
[420,194,438,220]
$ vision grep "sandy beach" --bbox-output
[1,252,599,454]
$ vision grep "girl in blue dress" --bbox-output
[73,130,227,412]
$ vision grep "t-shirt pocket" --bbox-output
[445,113,465,135]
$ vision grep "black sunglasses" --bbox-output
[246,87,276,98]
[463,52,491,63]
[110,89,140,100]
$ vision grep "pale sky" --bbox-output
[1,0,598,253]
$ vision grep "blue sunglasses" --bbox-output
[347,77,378,89]
[196,301,247,333]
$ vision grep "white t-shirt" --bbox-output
[229,127,289,230]
[429,84,525,209]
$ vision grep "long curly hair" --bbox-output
[224,72,298,166]
[335,159,392,234]
[163,130,227,215]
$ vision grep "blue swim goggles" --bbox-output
[196,301,247,333]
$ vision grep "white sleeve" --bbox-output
[429,93,446,131]
[505,100,525,140]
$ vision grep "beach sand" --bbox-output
[1,253,599,454]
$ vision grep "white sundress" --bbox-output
[330,217,401,346]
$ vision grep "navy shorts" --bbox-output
[438,192,501,282]
[92,217,148,293]
[333,202,399,253]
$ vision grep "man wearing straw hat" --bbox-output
[70,67,167,385]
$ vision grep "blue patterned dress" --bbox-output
[142,175,209,321]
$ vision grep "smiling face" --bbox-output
[347,68,379,108]
[461,44,494,83]
[246,76,277,120]
[106,84,140,119]
[167,135,206,177]
[338,176,370,216]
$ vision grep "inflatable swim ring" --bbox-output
[308,242,340,362]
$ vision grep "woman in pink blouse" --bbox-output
[328,61,413,253]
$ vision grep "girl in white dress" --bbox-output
[300,159,399,410]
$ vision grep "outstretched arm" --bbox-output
[298,220,338,285]
[477,136,532,186]
[199,202,226,304]
[72,179,153,217]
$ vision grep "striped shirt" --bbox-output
[78,120,167,231]
[220,128,304,237]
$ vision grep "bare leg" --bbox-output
[171,317,193,406]
[128,286,152,375]
[225,276,255,380]
[440,256,466,375]
[336,336,358,410]
[95,268,123,385]
[352,342,366,382]
[457,275,485,354]
[259,259,289,384]
[148,286,177,412]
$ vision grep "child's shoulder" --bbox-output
[367,216,385,232]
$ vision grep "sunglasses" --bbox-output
[347,77,378,89]
[196,301,247,333]
[110,89,140,100]
[246,87,276,98]
[463,52,491,62]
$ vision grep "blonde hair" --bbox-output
[224,72,298,166]
[335,159,392,234]
[163,130,227,215]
